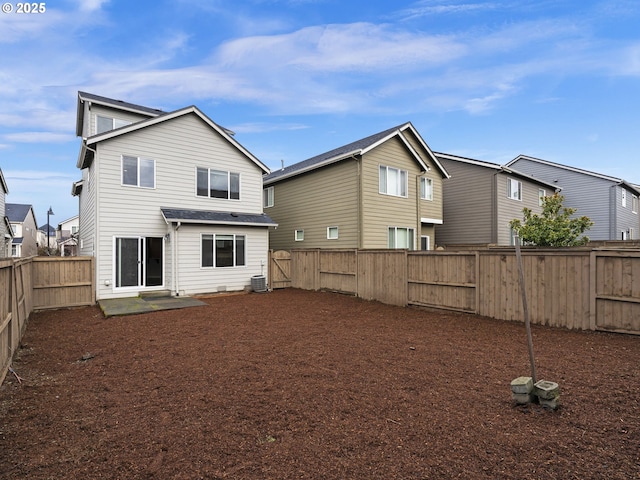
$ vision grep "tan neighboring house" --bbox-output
[72,92,276,300]
[263,122,450,251]
[6,203,39,257]
[435,153,560,246]
[0,169,13,257]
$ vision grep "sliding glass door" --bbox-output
[115,237,163,288]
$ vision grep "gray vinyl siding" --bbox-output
[361,138,425,248]
[496,174,545,245]
[89,105,153,137]
[172,224,269,295]
[267,160,359,250]
[436,159,496,246]
[78,164,97,257]
[0,186,8,257]
[508,158,613,240]
[91,113,266,299]
[614,187,640,240]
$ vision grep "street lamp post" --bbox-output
[47,206,54,253]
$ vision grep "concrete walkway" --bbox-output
[98,295,208,317]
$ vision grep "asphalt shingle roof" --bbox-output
[161,208,277,227]
[6,203,32,223]
[264,123,408,182]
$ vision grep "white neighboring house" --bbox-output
[57,215,79,256]
[0,169,13,258]
[72,92,276,300]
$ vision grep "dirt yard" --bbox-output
[0,289,638,479]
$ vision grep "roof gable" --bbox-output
[6,203,34,223]
[264,122,449,184]
[76,91,164,137]
[77,106,269,174]
[508,154,640,196]
[0,168,8,194]
[436,152,561,191]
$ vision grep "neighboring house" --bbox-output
[507,155,640,241]
[57,215,79,256]
[72,92,276,300]
[263,122,450,251]
[6,203,38,257]
[435,153,560,246]
[0,169,12,258]
[40,223,56,251]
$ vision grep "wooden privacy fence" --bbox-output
[0,256,95,384]
[270,248,640,335]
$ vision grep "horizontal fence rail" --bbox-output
[271,247,640,335]
[1,256,95,385]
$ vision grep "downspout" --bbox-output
[173,221,181,296]
[416,173,422,250]
[81,140,101,293]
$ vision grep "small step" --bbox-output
[139,290,172,299]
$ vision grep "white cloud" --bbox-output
[77,0,110,12]
[3,132,75,143]
[217,23,467,72]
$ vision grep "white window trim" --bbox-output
[327,226,339,240]
[420,177,433,201]
[264,186,274,208]
[621,189,627,208]
[379,165,408,198]
[507,178,522,201]
[121,156,156,189]
[388,226,415,249]
[196,167,241,201]
[538,189,546,207]
[295,229,304,241]
[96,114,131,135]
[632,195,638,214]
[200,233,247,268]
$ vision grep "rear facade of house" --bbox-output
[507,155,640,241]
[435,153,558,246]
[74,92,275,300]
[264,123,449,251]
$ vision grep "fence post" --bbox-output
[589,250,597,331]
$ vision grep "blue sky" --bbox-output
[1,0,640,226]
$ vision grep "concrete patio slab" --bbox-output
[99,295,208,317]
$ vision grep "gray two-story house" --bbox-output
[506,155,640,241]
[435,153,560,246]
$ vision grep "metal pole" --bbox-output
[514,234,537,383]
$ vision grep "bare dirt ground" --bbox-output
[1,288,639,479]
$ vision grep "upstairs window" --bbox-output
[96,115,131,134]
[420,177,433,201]
[327,226,339,240]
[197,168,240,200]
[507,178,522,201]
[264,187,274,208]
[538,189,546,206]
[379,165,408,197]
[633,195,638,214]
[122,156,155,188]
[621,189,627,208]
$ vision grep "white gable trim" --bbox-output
[84,106,270,174]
